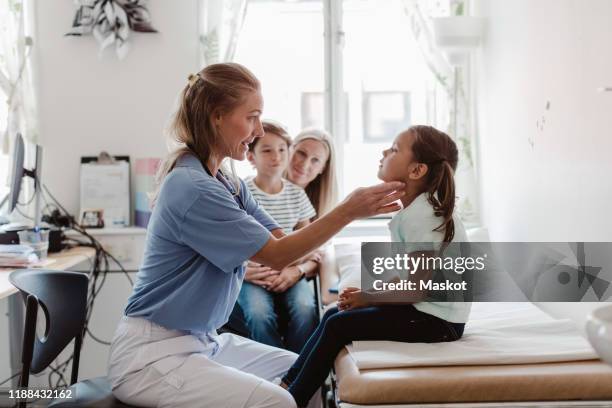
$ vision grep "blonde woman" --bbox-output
[107,63,404,408]
[287,128,338,218]
[286,128,341,305]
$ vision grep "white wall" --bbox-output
[36,0,200,216]
[0,0,200,385]
[474,0,612,329]
[475,0,612,242]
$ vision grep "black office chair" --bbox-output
[311,274,323,320]
[9,269,136,408]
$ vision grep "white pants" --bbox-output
[108,316,321,408]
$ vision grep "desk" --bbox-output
[0,246,96,389]
[0,246,96,299]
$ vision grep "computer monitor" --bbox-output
[8,133,25,212]
[4,133,43,226]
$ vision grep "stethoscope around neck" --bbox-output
[202,164,248,274]
[203,163,246,211]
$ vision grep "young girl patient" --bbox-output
[282,125,471,407]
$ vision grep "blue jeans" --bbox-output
[237,280,318,353]
[284,305,465,407]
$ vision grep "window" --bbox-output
[300,92,325,130]
[300,91,349,138]
[363,91,411,143]
[337,0,450,193]
[234,0,451,195]
[232,0,325,178]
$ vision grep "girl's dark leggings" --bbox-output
[283,305,465,407]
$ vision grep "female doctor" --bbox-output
[107,63,404,408]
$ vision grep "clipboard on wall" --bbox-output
[80,154,131,228]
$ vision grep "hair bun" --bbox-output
[187,73,200,87]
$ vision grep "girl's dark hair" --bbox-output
[409,125,458,243]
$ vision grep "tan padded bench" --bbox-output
[334,348,612,405]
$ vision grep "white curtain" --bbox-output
[0,0,38,152]
[199,0,249,66]
[402,0,454,96]
[402,0,480,226]
[452,64,480,227]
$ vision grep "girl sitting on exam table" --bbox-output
[281,125,472,408]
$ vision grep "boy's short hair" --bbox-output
[249,120,292,151]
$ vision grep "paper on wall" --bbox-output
[79,161,130,227]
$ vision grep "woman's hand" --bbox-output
[266,265,302,293]
[252,182,404,272]
[304,249,324,264]
[244,263,280,287]
[339,182,405,220]
[338,287,371,311]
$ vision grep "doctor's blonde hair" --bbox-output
[152,63,261,206]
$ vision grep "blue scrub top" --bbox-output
[124,153,279,334]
